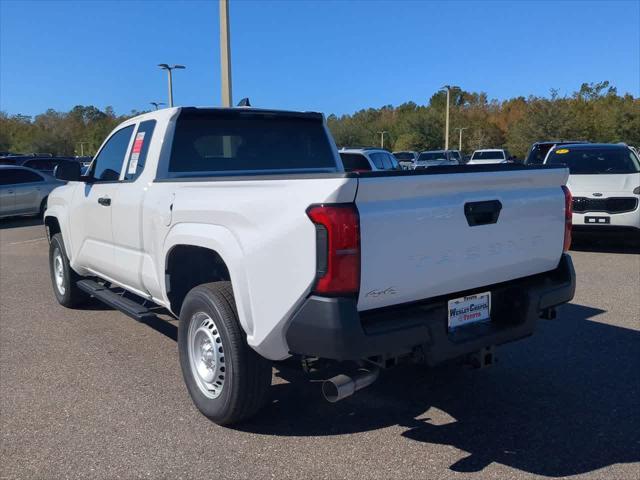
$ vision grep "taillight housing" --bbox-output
[562,185,572,252]
[306,204,360,296]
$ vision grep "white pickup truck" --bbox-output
[46,107,575,425]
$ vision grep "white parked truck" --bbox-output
[46,107,576,425]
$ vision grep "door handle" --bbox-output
[464,200,502,226]
[97,197,111,206]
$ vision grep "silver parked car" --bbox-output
[416,150,462,168]
[0,165,63,218]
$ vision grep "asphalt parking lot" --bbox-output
[1,219,639,480]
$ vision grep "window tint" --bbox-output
[380,154,392,169]
[471,150,505,160]
[369,153,385,169]
[393,152,414,161]
[168,110,336,175]
[387,153,400,169]
[418,151,446,161]
[24,159,57,171]
[0,168,43,185]
[124,120,156,181]
[547,147,640,174]
[339,153,372,172]
[91,125,134,181]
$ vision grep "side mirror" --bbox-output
[54,161,82,181]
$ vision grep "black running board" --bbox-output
[77,279,157,322]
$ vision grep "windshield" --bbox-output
[393,152,414,161]
[418,152,446,161]
[472,150,504,160]
[547,147,640,174]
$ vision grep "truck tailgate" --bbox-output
[356,167,569,311]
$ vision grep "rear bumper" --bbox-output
[285,254,576,365]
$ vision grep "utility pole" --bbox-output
[440,85,459,150]
[220,0,233,107]
[455,127,468,152]
[377,131,388,149]
[158,64,186,107]
[150,102,165,110]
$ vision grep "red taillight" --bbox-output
[306,204,360,296]
[562,185,572,252]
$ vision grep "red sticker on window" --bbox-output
[132,133,145,154]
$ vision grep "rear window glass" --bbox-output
[418,152,446,161]
[340,153,372,172]
[393,152,414,161]
[168,111,337,175]
[472,151,504,160]
[547,148,640,174]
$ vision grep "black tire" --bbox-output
[178,282,272,425]
[49,233,88,307]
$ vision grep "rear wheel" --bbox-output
[178,282,272,425]
[49,233,88,307]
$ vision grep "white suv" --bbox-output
[339,148,400,172]
[545,143,640,236]
[468,149,511,165]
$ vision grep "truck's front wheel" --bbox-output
[49,233,88,307]
[178,282,272,425]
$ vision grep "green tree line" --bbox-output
[328,81,640,158]
[0,105,142,156]
[1,81,638,158]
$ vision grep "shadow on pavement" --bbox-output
[571,234,640,254]
[233,303,639,477]
[0,217,43,229]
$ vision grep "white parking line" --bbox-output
[5,237,47,246]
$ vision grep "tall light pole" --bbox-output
[377,131,388,149]
[440,85,459,150]
[158,64,186,107]
[77,142,89,156]
[150,102,166,110]
[455,127,468,152]
[219,0,233,107]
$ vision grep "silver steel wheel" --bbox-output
[53,247,66,295]
[188,312,226,399]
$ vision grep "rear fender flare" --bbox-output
[162,223,254,338]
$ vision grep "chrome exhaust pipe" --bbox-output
[322,368,379,403]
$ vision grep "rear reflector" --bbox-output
[562,185,572,252]
[306,204,360,296]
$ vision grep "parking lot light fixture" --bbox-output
[377,131,388,148]
[150,102,166,110]
[455,127,468,152]
[440,85,459,150]
[158,64,186,108]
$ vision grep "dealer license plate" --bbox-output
[448,292,491,331]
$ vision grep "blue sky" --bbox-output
[1,0,638,117]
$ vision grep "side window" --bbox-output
[14,169,44,183]
[0,169,19,185]
[91,125,135,182]
[370,153,385,169]
[381,154,393,170]
[387,153,399,169]
[124,120,156,181]
[1,169,43,185]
